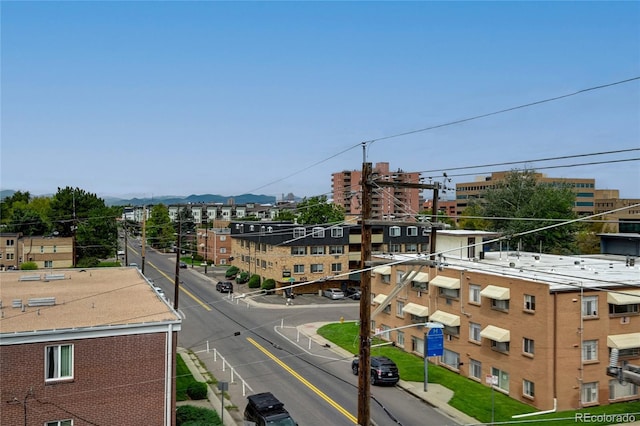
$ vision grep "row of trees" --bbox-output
[0,187,120,266]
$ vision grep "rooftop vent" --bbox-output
[28,297,55,307]
[19,274,41,282]
[44,274,65,281]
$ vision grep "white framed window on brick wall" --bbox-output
[331,227,343,238]
[470,359,482,380]
[523,380,535,398]
[46,421,72,426]
[469,322,481,343]
[582,296,598,318]
[581,382,598,404]
[469,284,481,304]
[330,245,344,254]
[311,264,324,273]
[523,338,535,356]
[311,246,325,255]
[582,340,598,361]
[291,246,306,256]
[331,263,342,273]
[524,294,536,311]
[294,264,304,274]
[45,344,73,381]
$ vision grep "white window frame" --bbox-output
[389,243,401,253]
[524,294,536,311]
[329,245,344,254]
[397,330,405,347]
[310,246,325,255]
[396,301,405,318]
[312,227,325,238]
[407,226,418,236]
[45,344,73,381]
[581,382,598,404]
[331,263,342,273]
[469,284,481,304]
[491,340,510,353]
[293,227,306,238]
[44,260,53,268]
[331,227,343,238]
[491,367,510,393]
[389,226,401,237]
[293,264,304,274]
[523,338,535,355]
[491,299,509,312]
[582,295,598,318]
[582,339,598,361]
[46,421,73,426]
[443,349,460,369]
[470,359,482,379]
[523,379,535,398]
[470,322,481,342]
[291,246,306,256]
[405,243,418,253]
[310,264,323,273]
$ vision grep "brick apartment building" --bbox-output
[0,268,181,425]
[196,227,233,266]
[370,245,640,411]
[332,162,423,219]
[1,234,74,270]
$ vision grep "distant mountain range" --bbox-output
[0,190,279,206]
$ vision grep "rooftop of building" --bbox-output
[0,267,179,335]
[373,250,640,293]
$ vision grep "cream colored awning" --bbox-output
[410,272,430,283]
[402,303,429,317]
[429,310,461,327]
[373,294,389,304]
[430,275,460,289]
[480,285,511,300]
[373,266,391,275]
[607,333,640,350]
[480,325,511,343]
[607,290,640,305]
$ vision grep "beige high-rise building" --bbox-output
[455,171,596,217]
[332,162,422,219]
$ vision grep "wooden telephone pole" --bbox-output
[357,156,442,425]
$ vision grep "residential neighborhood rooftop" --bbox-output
[374,250,640,292]
[0,267,179,335]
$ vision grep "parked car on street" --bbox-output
[345,286,361,300]
[216,281,234,293]
[351,355,400,385]
[322,288,345,300]
[179,262,187,269]
[244,392,297,426]
[153,286,166,300]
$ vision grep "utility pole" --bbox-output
[141,205,146,274]
[358,160,372,426]
[358,162,443,425]
[174,219,181,310]
[124,222,128,266]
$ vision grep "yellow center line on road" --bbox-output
[147,261,212,311]
[247,337,357,424]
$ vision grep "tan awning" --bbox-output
[373,294,389,304]
[480,325,511,342]
[430,275,460,289]
[410,272,430,283]
[480,285,510,300]
[402,303,429,317]
[607,333,640,350]
[607,290,640,305]
[429,310,461,327]
[373,266,391,275]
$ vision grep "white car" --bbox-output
[154,286,166,300]
[323,288,345,300]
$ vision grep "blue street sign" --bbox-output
[426,327,444,357]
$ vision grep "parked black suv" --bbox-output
[244,392,297,426]
[351,355,400,385]
[216,281,233,293]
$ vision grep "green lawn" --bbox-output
[176,354,193,401]
[317,322,640,425]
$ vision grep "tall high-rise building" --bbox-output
[332,162,422,219]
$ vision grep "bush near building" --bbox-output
[247,274,261,289]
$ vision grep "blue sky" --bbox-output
[2,1,639,201]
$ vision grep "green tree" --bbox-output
[6,203,50,235]
[480,170,578,254]
[418,209,456,229]
[1,190,32,226]
[274,210,295,222]
[47,187,117,264]
[297,195,345,225]
[147,204,175,250]
[458,203,490,231]
[174,207,196,254]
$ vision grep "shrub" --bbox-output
[176,405,220,426]
[76,257,100,268]
[19,262,38,270]
[225,265,239,278]
[236,271,249,284]
[187,381,208,400]
[261,278,276,293]
[247,274,261,289]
